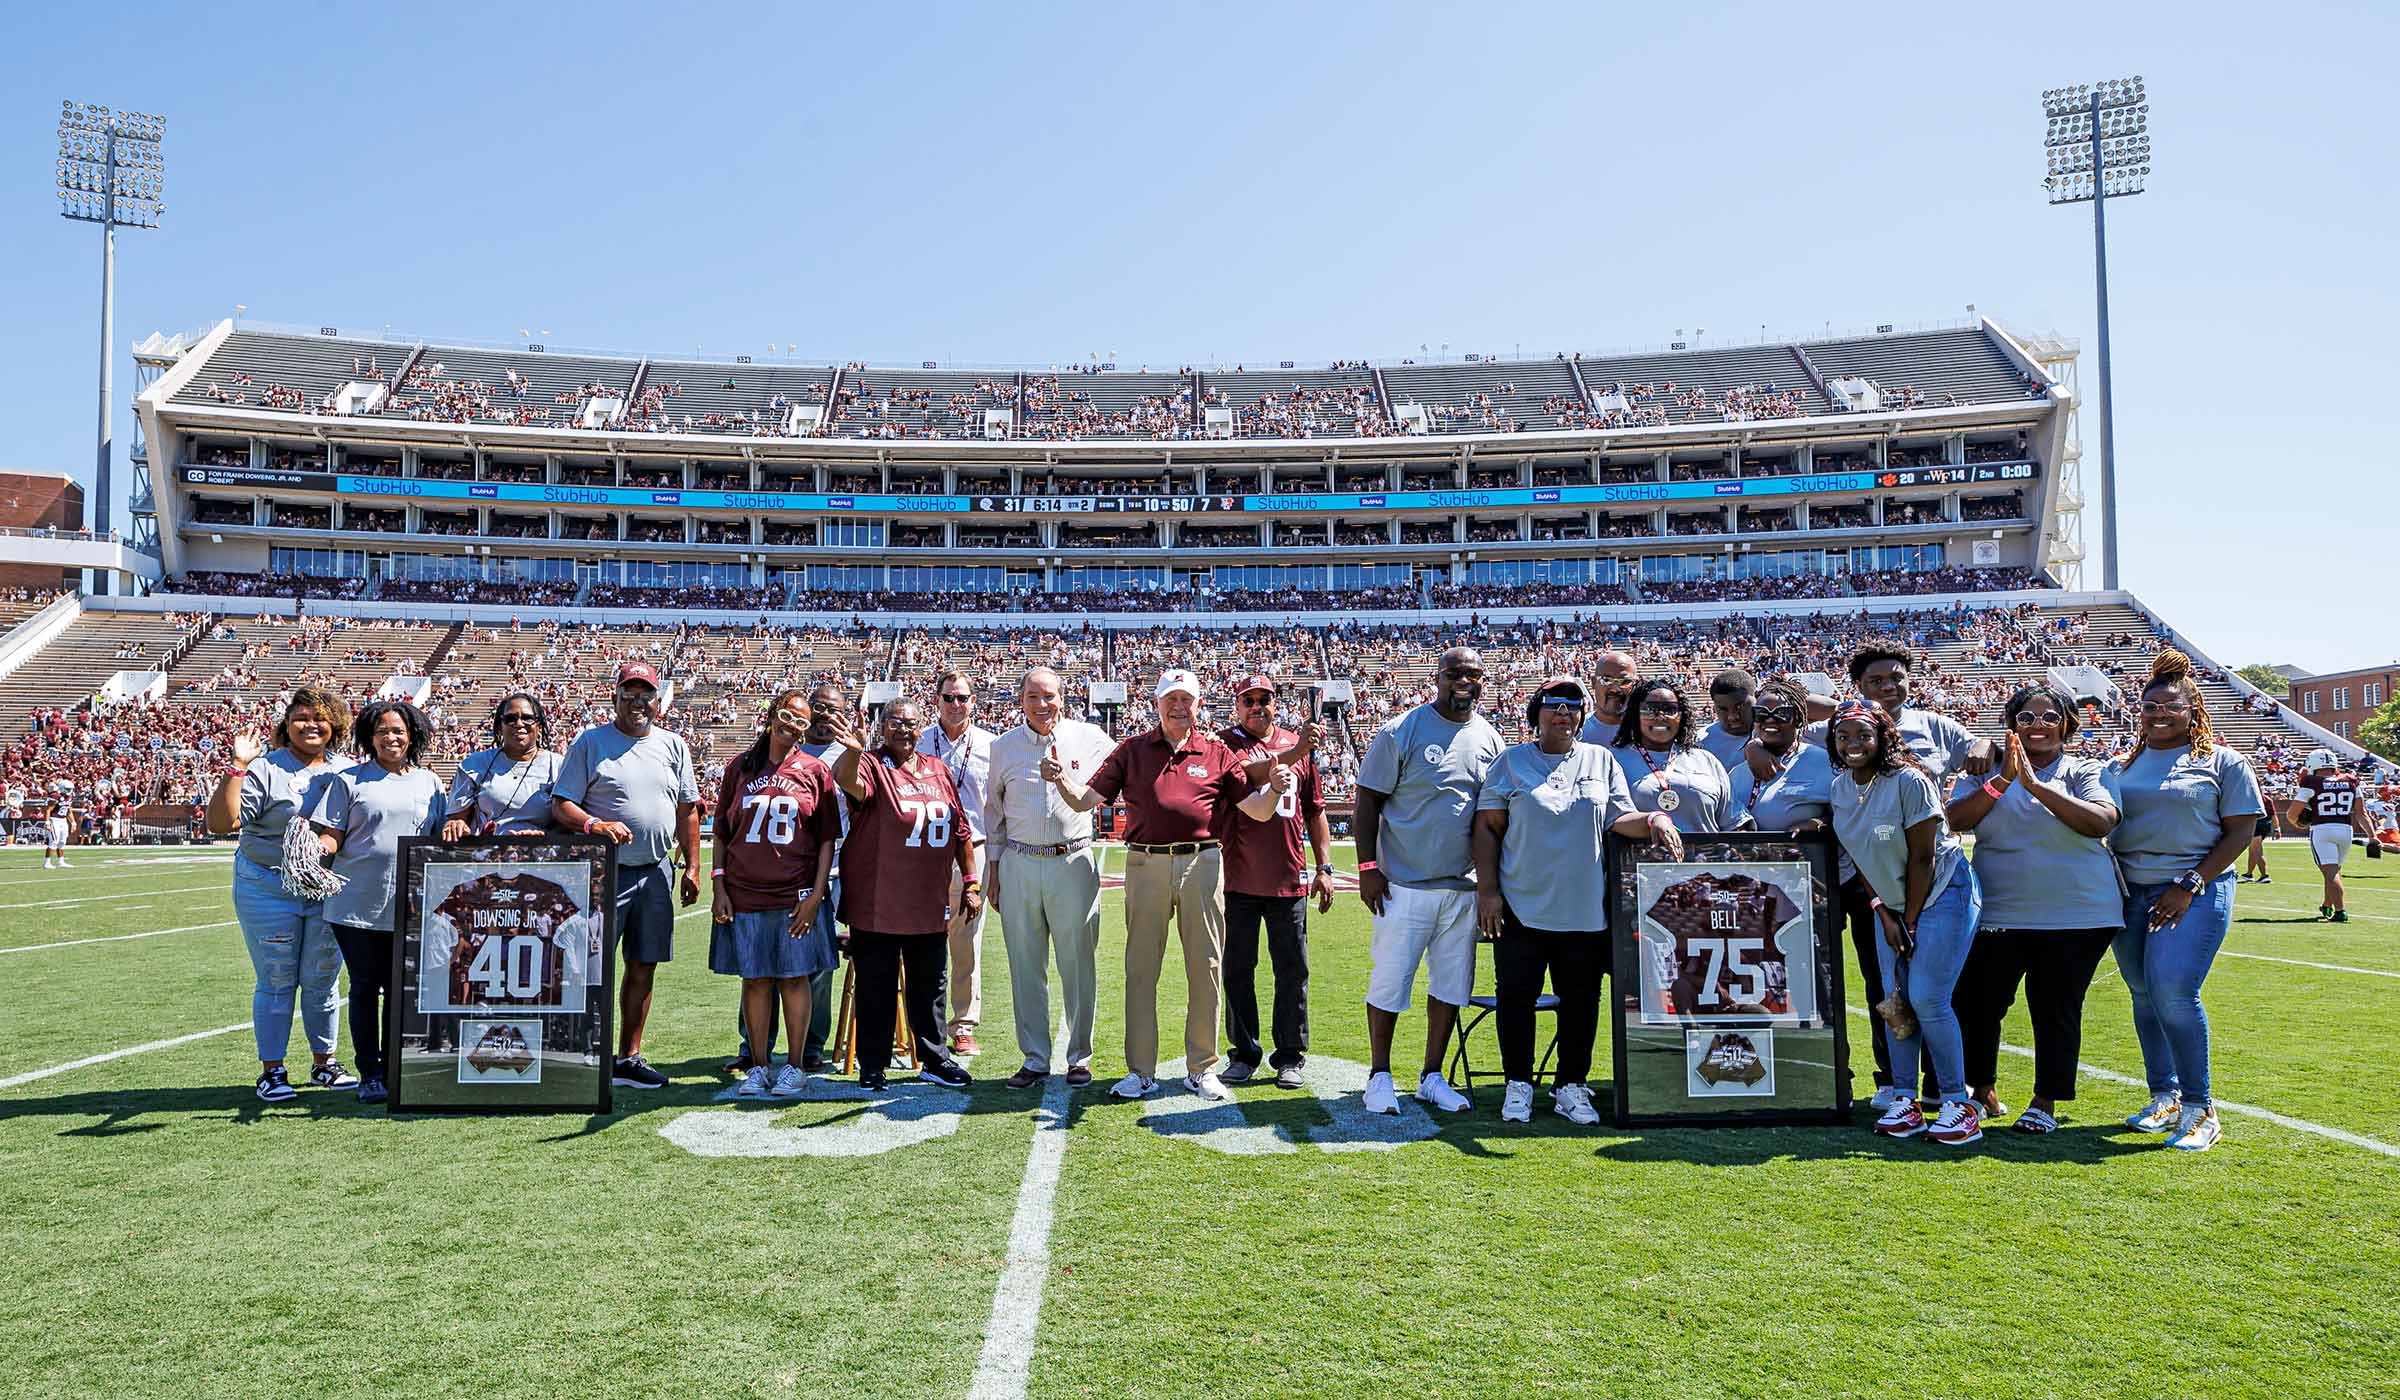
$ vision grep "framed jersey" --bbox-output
[1608,830,1849,1127]
[387,834,617,1114]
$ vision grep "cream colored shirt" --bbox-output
[987,719,1115,850]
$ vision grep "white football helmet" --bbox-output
[2307,748,2338,773]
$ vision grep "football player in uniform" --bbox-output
[2288,750,2371,922]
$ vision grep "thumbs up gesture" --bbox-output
[1040,744,1064,785]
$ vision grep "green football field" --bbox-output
[1,839,2394,1399]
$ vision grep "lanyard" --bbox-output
[1742,745,1796,820]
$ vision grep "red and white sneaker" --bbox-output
[1928,1100,1984,1146]
[1874,1097,1925,1138]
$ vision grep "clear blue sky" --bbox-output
[5,3,2392,673]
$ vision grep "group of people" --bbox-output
[210,627,2348,1155]
[1347,639,2289,1151]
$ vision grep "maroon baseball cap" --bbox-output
[616,661,662,690]
[1232,673,1277,698]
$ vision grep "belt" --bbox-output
[1003,838,1090,858]
[1127,841,1219,856]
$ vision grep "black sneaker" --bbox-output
[2257,875,2272,884]
[255,1066,297,1102]
[310,1060,359,1090]
[858,1074,888,1092]
[2332,910,2351,923]
[801,1053,830,1072]
[356,1074,388,1105]
[919,1059,971,1089]
[612,1055,669,1089]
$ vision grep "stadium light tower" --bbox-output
[56,99,166,596]
[2042,77,2147,592]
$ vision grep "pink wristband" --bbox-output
[1982,778,2007,800]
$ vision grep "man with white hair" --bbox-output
[1049,668,1291,1101]
[2288,749,2372,923]
[984,666,1116,1089]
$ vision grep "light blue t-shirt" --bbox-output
[1832,765,1965,910]
[555,723,701,868]
[1696,722,1753,776]
[1357,704,1505,890]
[1726,742,1835,833]
[2104,744,2263,885]
[236,748,350,870]
[1475,741,1635,932]
[311,763,446,931]
[1609,742,1734,834]
[446,748,562,834]
[1948,756,2123,929]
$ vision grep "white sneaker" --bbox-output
[1869,1085,1906,1110]
[2166,1105,2221,1152]
[735,1064,771,1098]
[1183,1071,1230,1102]
[1108,1073,1157,1100]
[769,1063,808,1098]
[1415,1070,1470,1113]
[1552,1083,1600,1126]
[1500,1080,1534,1123]
[1362,1070,1399,1116]
[2126,1091,2182,1133]
[56,859,70,868]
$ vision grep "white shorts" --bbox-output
[2311,823,2352,868]
[46,818,69,844]
[1366,883,1479,1014]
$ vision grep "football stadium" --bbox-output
[5,12,2398,1399]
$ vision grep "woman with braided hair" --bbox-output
[2102,648,2263,1153]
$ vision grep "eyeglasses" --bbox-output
[1638,701,1683,716]
[1753,704,1800,722]
[2009,710,2062,727]
[2138,700,2191,714]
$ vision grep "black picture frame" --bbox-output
[1607,828,1850,1128]
[386,833,617,1115]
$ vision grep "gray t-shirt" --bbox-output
[1950,756,2122,929]
[446,748,562,834]
[236,749,350,870]
[1609,743,1734,834]
[1832,765,1964,910]
[1726,742,1834,833]
[1696,723,1753,776]
[1805,707,1983,783]
[2104,744,2263,885]
[1476,741,1634,932]
[1357,704,1505,890]
[311,763,445,931]
[554,723,700,868]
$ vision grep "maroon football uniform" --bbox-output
[837,750,967,935]
[714,748,843,912]
[2297,772,2360,827]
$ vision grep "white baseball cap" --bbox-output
[1155,669,1203,701]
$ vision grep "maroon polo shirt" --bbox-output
[1214,724,1323,898]
[1086,726,1253,846]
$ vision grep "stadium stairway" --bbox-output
[0,608,213,732]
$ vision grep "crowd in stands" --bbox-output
[174,571,369,600]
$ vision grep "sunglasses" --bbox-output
[1638,701,1683,716]
[1538,697,1586,710]
[2009,710,2062,727]
[499,714,540,725]
[1753,704,1800,722]
[938,693,971,703]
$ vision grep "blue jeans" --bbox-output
[2113,876,2235,1108]
[1880,864,1982,1104]
[231,854,342,1063]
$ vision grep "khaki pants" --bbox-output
[996,847,1101,1074]
[1123,846,1226,1078]
[945,865,990,1036]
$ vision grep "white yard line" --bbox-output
[0,883,224,911]
[2220,950,2400,980]
[1844,1006,2400,1159]
[967,1060,1073,1400]
[0,1022,255,1090]
[0,869,171,888]
[0,919,239,955]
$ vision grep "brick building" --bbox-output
[2286,663,2400,743]
[0,472,85,592]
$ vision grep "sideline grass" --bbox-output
[0,840,2393,1399]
